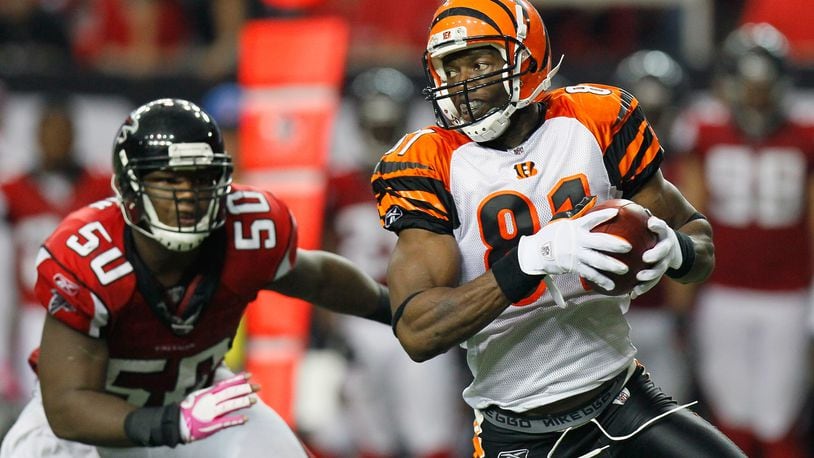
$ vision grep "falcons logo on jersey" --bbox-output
[47,291,75,315]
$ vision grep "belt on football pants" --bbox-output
[479,361,636,434]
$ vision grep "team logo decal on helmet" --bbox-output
[112,98,233,251]
[423,0,562,142]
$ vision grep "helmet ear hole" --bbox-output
[527,57,538,73]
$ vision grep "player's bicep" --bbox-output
[387,228,461,309]
[39,313,107,411]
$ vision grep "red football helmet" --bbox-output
[423,0,561,142]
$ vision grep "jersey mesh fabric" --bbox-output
[450,117,636,410]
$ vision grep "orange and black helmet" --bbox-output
[423,0,561,142]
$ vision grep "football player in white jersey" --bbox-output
[371,1,744,456]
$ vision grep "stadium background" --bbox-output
[0,0,813,456]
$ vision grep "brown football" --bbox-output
[583,199,658,296]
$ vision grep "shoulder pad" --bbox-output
[36,201,133,337]
[545,84,639,133]
[375,126,469,182]
[223,184,298,284]
[371,127,462,234]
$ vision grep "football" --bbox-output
[583,199,658,296]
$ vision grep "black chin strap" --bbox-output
[124,227,226,336]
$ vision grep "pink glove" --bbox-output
[179,372,258,443]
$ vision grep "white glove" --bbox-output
[179,372,257,443]
[517,208,631,292]
[631,216,684,299]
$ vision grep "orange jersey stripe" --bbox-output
[618,117,649,178]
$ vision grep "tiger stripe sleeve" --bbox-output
[603,95,664,197]
[371,127,464,235]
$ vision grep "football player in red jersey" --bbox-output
[371,0,744,456]
[0,95,112,405]
[0,98,392,458]
[677,23,814,458]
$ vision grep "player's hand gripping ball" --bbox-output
[583,199,658,295]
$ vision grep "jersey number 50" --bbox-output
[65,192,278,285]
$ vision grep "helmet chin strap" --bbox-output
[462,105,515,142]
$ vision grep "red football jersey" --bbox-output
[32,184,297,407]
[686,105,814,290]
[0,170,112,308]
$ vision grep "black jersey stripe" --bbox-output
[622,123,656,183]
[619,150,663,198]
[376,160,432,175]
[604,106,646,167]
[372,175,459,229]
[433,7,503,34]
[384,211,452,235]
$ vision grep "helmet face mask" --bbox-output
[422,0,559,143]
[426,44,516,126]
[112,99,233,252]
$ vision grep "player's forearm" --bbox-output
[43,389,138,446]
[674,218,715,284]
[272,250,386,319]
[394,273,510,362]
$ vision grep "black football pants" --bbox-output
[476,366,746,457]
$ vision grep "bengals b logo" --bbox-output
[513,161,537,179]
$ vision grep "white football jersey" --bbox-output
[373,84,664,411]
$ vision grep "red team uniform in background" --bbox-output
[683,98,814,457]
[688,111,814,290]
[0,169,111,399]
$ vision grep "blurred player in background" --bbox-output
[677,23,814,458]
[612,49,694,403]
[372,0,743,456]
[0,94,111,406]
[0,98,393,458]
[308,67,463,458]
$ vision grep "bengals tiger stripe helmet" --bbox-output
[423,0,561,142]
